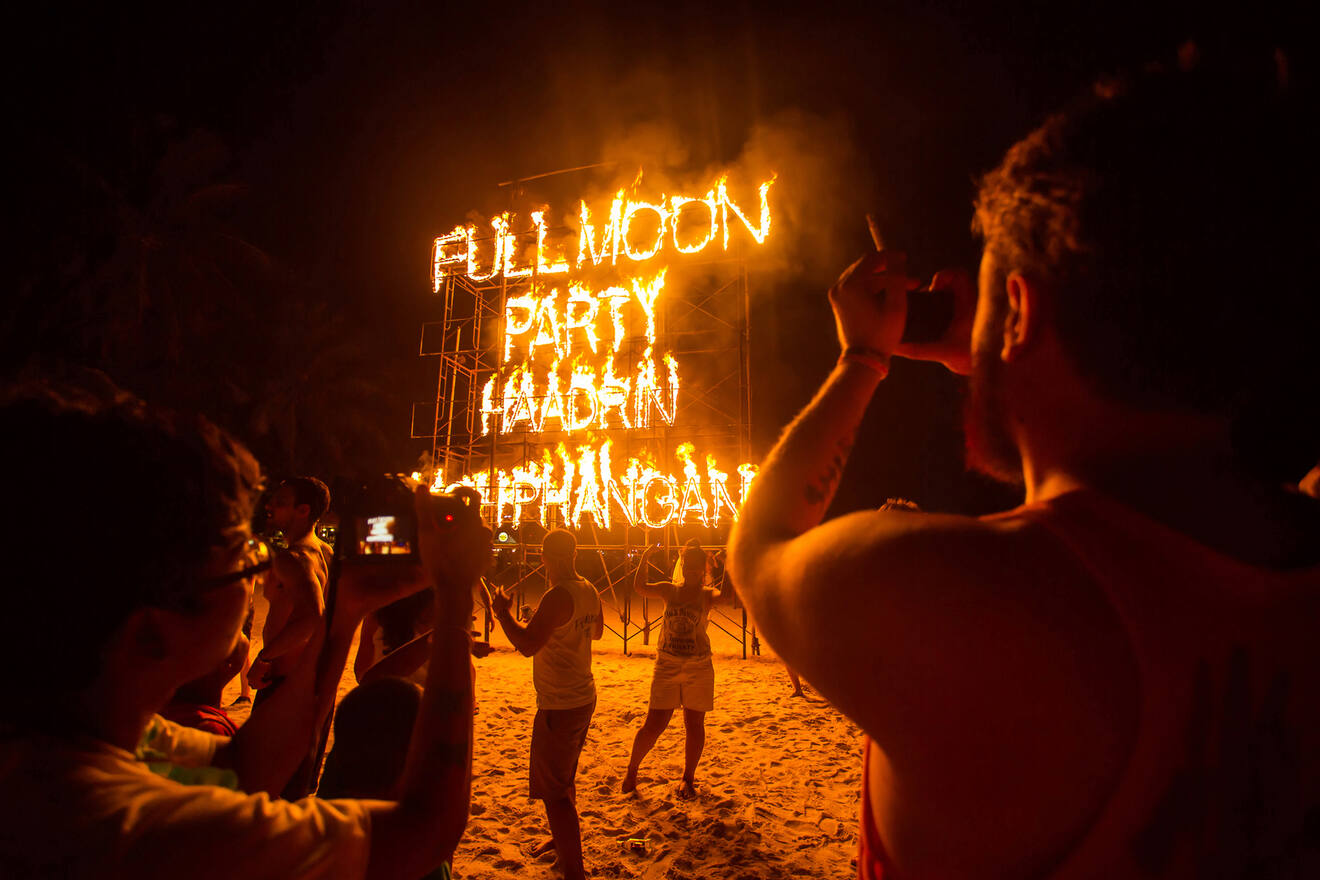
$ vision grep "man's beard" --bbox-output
[964,332,1024,486]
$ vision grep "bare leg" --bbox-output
[543,796,585,880]
[239,651,253,701]
[622,708,673,792]
[679,709,705,798]
[787,666,804,697]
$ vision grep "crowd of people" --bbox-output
[1,48,1317,879]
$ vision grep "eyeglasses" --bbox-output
[198,538,273,590]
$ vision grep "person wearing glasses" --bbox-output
[0,378,490,880]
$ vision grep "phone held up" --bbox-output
[864,213,956,346]
[902,286,955,345]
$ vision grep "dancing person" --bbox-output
[488,529,603,880]
[623,540,734,798]
[728,52,1320,878]
[0,378,489,879]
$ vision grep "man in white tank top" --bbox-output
[489,529,602,880]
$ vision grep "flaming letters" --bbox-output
[429,170,774,529]
[432,173,776,288]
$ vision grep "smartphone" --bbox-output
[902,287,956,345]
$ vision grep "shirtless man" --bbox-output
[623,541,734,797]
[250,476,333,796]
[489,529,603,880]
[729,55,1320,877]
[250,477,333,693]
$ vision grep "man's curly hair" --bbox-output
[973,48,1315,428]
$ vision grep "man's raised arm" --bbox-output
[363,487,490,880]
[490,583,571,657]
[218,566,429,796]
[727,253,991,737]
[632,544,673,600]
[728,250,910,598]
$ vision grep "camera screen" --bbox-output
[356,515,415,555]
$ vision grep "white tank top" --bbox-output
[532,578,601,710]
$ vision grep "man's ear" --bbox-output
[122,607,172,661]
[295,502,311,521]
[1001,272,1040,362]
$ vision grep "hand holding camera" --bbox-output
[330,477,489,627]
[413,485,490,625]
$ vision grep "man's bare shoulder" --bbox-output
[283,537,329,566]
[782,507,1062,599]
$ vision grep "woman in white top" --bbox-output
[622,540,734,797]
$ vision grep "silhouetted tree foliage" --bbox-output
[7,126,409,481]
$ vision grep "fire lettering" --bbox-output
[432,172,775,285]
[427,170,772,530]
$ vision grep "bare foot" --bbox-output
[790,688,804,698]
[622,768,638,794]
[531,837,556,857]
[677,780,697,799]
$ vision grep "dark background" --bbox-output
[5,1,1304,517]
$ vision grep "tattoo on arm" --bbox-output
[804,435,855,506]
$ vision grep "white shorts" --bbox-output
[648,652,714,712]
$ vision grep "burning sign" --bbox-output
[429,171,775,531]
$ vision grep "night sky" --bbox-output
[7,1,1304,516]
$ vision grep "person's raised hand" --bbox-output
[487,586,512,618]
[414,485,491,625]
[894,267,976,375]
[827,249,916,358]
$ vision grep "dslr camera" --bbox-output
[333,475,482,562]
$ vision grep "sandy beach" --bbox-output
[226,585,863,879]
